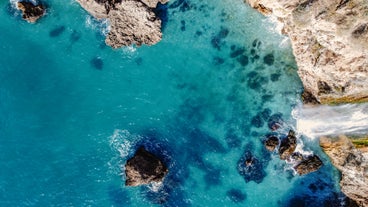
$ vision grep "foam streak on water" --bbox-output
[294,103,368,138]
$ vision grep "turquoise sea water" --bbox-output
[0,0,350,206]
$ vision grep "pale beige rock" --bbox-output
[77,0,166,48]
[245,0,368,104]
[140,0,168,8]
[320,136,368,207]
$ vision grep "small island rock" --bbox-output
[17,1,45,23]
[264,135,279,151]
[279,130,297,160]
[294,155,323,175]
[125,147,168,186]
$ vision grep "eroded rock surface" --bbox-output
[279,130,297,160]
[293,154,323,175]
[245,0,368,104]
[77,0,167,48]
[320,135,368,206]
[125,147,168,186]
[17,1,45,23]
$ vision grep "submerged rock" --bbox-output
[320,136,368,206]
[279,130,297,160]
[125,147,168,186]
[17,1,45,23]
[264,135,279,152]
[76,0,168,48]
[293,155,323,175]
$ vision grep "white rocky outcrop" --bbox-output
[77,0,168,48]
[245,0,368,104]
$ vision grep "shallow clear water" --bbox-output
[0,0,348,206]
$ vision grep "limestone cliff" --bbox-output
[245,0,368,104]
[320,136,368,207]
[77,0,168,48]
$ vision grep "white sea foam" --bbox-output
[293,103,368,139]
[85,16,110,36]
[148,181,164,192]
[109,129,138,158]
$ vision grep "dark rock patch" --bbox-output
[17,1,45,23]
[352,23,368,38]
[226,189,246,203]
[195,30,203,36]
[135,57,143,65]
[317,80,332,94]
[264,135,279,151]
[279,130,297,160]
[125,147,168,186]
[250,48,256,55]
[263,53,275,66]
[49,26,66,37]
[91,57,103,70]
[237,150,266,183]
[294,155,323,175]
[252,39,261,48]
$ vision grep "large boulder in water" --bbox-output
[264,135,279,151]
[279,130,297,160]
[294,155,323,175]
[125,147,168,186]
[17,1,45,23]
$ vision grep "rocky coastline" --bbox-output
[17,1,46,23]
[245,0,368,104]
[76,0,168,48]
[244,1,368,205]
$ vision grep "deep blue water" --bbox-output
[0,0,349,206]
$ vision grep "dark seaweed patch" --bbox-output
[262,94,273,102]
[226,189,246,203]
[180,20,186,31]
[270,73,281,82]
[237,55,248,66]
[251,114,264,128]
[230,48,245,58]
[246,71,268,90]
[135,57,143,65]
[70,30,81,43]
[195,31,203,36]
[90,57,103,70]
[263,53,275,66]
[211,27,229,50]
[49,26,66,37]
[237,148,267,183]
[213,57,225,65]
[225,130,242,148]
[260,108,272,120]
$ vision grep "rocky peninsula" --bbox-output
[245,0,368,104]
[17,1,45,23]
[244,1,368,205]
[76,0,168,48]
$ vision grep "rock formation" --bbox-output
[279,130,297,160]
[293,154,323,175]
[125,147,168,186]
[320,135,368,206]
[245,0,368,104]
[76,0,168,48]
[17,1,45,23]
[264,135,279,151]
